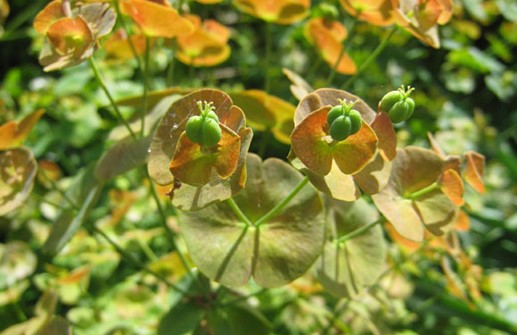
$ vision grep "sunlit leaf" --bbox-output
[0,241,37,289]
[0,109,45,150]
[282,68,314,101]
[0,147,37,216]
[464,151,486,193]
[230,90,296,144]
[94,135,152,182]
[233,0,310,24]
[339,0,395,26]
[121,0,194,38]
[315,198,386,297]
[440,169,465,206]
[179,154,325,287]
[33,1,65,35]
[372,147,458,242]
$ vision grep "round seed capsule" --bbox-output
[329,115,352,141]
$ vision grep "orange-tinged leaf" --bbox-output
[169,126,241,185]
[455,210,470,232]
[104,29,148,60]
[440,169,464,206]
[333,120,378,175]
[414,189,458,237]
[46,17,93,57]
[291,107,334,176]
[339,0,395,26]
[0,109,45,150]
[233,0,310,24]
[307,161,361,201]
[385,221,421,251]
[464,151,485,193]
[33,0,64,34]
[353,152,392,195]
[121,0,194,38]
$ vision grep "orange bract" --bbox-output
[120,0,194,38]
[392,0,453,48]
[33,0,116,71]
[339,0,395,26]
[304,17,356,75]
[233,0,310,24]
[0,110,45,150]
[103,29,148,61]
[176,15,231,67]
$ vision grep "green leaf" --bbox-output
[0,147,37,216]
[179,154,325,287]
[94,135,152,182]
[158,299,205,335]
[314,198,386,297]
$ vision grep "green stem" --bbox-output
[89,58,137,140]
[264,22,272,93]
[91,224,189,295]
[342,26,398,90]
[141,37,151,137]
[255,176,310,226]
[226,198,254,227]
[337,218,383,244]
[322,299,351,335]
[111,0,144,73]
[166,40,178,87]
[39,169,79,210]
[405,182,439,200]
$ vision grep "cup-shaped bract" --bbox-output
[339,0,395,26]
[148,89,253,211]
[290,88,397,201]
[33,0,116,71]
[372,146,459,242]
[233,0,310,25]
[176,15,231,67]
[304,17,357,75]
[120,0,194,38]
[392,0,453,48]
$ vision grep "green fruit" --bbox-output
[379,90,403,113]
[330,115,352,141]
[388,98,415,124]
[327,105,344,125]
[348,109,362,134]
[185,115,222,146]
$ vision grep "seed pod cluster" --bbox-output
[379,85,415,124]
[185,101,222,147]
[327,99,362,141]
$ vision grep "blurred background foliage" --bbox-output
[0,0,517,334]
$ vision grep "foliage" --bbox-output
[1,0,517,334]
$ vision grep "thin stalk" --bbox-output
[39,169,79,210]
[141,37,151,137]
[405,182,439,200]
[146,173,209,295]
[89,58,137,140]
[255,176,310,226]
[91,224,189,295]
[111,0,144,73]
[337,218,383,243]
[166,40,178,87]
[264,22,273,93]
[342,26,398,90]
[226,198,254,226]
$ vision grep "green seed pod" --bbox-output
[348,109,362,135]
[205,110,219,122]
[388,98,415,124]
[379,90,404,113]
[185,114,222,146]
[327,105,344,125]
[330,115,352,141]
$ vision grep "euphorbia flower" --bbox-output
[33,0,116,71]
[372,146,460,242]
[339,0,395,26]
[120,0,194,38]
[176,15,231,67]
[148,89,253,211]
[304,17,357,75]
[391,0,453,48]
[233,0,310,25]
[290,88,397,201]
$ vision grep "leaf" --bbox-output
[158,299,205,335]
[339,0,395,26]
[94,135,152,182]
[233,0,310,24]
[0,109,45,150]
[120,0,194,38]
[0,147,37,216]
[464,151,485,193]
[179,154,325,287]
[314,198,386,297]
